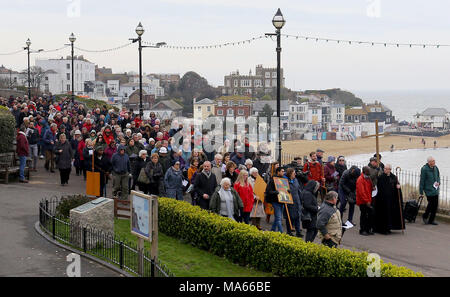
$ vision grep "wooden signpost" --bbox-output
[130,190,159,276]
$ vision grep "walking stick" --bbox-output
[395,167,405,234]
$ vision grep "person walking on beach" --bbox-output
[420,157,440,225]
[434,140,437,149]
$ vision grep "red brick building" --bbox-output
[214,95,252,118]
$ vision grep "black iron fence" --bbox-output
[38,197,174,277]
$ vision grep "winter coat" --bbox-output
[104,146,117,160]
[209,186,243,219]
[301,180,320,226]
[324,163,338,191]
[233,182,254,213]
[338,166,361,195]
[158,154,172,174]
[419,163,440,197]
[145,161,164,184]
[367,163,382,187]
[194,170,218,209]
[16,132,29,157]
[132,157,148,184]
[356,174,373,206]
[111,145,131,174]
[264,176,279,204]
[54,141,73,169]
[211,162,223,186]
[26,127,39,145]
[303,161,323,183]
[43,128,56,152]
[317,201,342,245]
[164,166,183,199]
[285,177,302,221]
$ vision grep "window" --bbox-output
[45,76,48,81]
[218,101,222,107]
[67,84,71,91]
[272,72,277,78]
[233,80,238,87]
[198,106,201,111]
[265,79,271,87]
[238,109,244,115]
[265,72,270,78]
[67,73,70,80]
[207,106,211,112]
[239,100,243,106]
[254,79,262,87]
[241,79,251,87]
[226,79,230,87]
[66,64,70,69]
[291,106,295,112]
[217,109,223,115]
[227,109,234,116]
[272,79,277,87]
[229,101,233,106]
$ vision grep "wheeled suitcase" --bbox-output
[403,196,423,223]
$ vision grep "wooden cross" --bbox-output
[362,120,389,164]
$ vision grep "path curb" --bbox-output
[34,221,132,277]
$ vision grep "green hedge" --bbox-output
[158,197,423,277]
[0,107,16,154]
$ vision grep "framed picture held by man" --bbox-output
[273,177,293,204]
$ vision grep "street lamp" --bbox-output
[69,33,76,104]
[24,38,43,99]
[130,22,165,118]
[266,8,285,165]
[25,39,31,99]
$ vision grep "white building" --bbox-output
[330,104,345,126]
[106,80,120,96]
[35,56,95,95]
[289,101,308,132]
[415,108,450,130]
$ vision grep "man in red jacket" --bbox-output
[16,127,30,183]
[356,166,374,236]
[303,152,325,201]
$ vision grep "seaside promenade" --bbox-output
[1,158,450,277]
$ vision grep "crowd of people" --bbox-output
[2,93,441,249]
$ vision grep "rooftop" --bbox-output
[420,108,449,116]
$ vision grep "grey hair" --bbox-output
[427,156,435,162]
[385,164,392,169]
[215,154,223,160]
[249,167,258,175]
[325,191,338,201]
[220,177,231,187]
[139,150,147,158]
[245,159,253,166]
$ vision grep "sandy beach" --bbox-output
[282,134,450,159]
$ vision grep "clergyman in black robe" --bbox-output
[374,167,405,234]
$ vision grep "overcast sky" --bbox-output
[1,0,450,92]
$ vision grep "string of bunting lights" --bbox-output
[1,33,450,55]
[281,33,450,48]
[143,35,267,50]
[74,42,133,53]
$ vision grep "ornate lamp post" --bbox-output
[266,8,285,164]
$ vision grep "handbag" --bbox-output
[137,168,150,184]
[347,192,356,204]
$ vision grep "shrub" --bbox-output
[157,197,423,277]
[55,194,92,218]
[0,108,16,154]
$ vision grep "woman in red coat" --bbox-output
[233,169,254,224]
[356,166,375,236]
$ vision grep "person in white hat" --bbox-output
[158,146,171,174]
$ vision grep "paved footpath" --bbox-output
[0,160,121,277]
[2,159,449,276]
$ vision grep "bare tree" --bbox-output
[20,66,45,96]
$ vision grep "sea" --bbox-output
[347,147,450,178]
[352,89,450,123]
